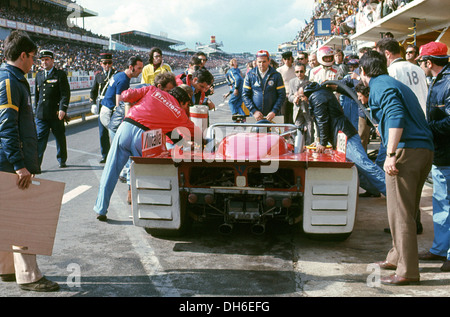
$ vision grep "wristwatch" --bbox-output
[387,152,396,158]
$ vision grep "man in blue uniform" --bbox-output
[243,50,285,122]
[224,58,245,117]
[34,49,71,168]
[90,53,117,163]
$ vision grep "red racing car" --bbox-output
[130,119,358,240]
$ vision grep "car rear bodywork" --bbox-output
[130,122,358,239]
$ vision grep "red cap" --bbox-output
[417,42,449,59]
[256,50,270,59]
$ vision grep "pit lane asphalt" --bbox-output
[1,85,448,298]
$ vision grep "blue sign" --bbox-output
[314,18,332,37]
[298,42,306,51]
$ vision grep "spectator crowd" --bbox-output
[294,0,416,52]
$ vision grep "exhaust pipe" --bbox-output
[251,223,266,235]
[218,223,233,235]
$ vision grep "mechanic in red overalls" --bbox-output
[93,85,201,222]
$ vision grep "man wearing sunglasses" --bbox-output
[243,50,285,122]
[297,51,311,78]
[141,47,172,85]
[416,41,450,272]
[288,62,313,144]
[405,45,419,65]
[90,53,117,164]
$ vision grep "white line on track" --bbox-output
[47,144,100,157]
[88,158,180,296]
[62,185,92,205]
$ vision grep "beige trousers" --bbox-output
[385,148,433,279]
[358,117,371,151]
[0,251,43,284]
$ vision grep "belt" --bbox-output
[123,117,150,131]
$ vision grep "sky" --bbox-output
[73,0,316,54]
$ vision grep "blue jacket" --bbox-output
[426,63,450,166]
[226,67,244,105]
[242,66,285,116]
[226,67,244,93]
[34,67,71,120]
[304,82,357,147]
[340,74,361,130]
[368,74,434,152]
[0,63,40,174]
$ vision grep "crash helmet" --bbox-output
[346,55,359,66]
[317,46,335,67]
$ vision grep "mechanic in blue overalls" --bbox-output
[224,58,246,117]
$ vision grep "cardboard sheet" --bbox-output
[0,172,65,256]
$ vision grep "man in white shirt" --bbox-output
[376,38,428,115]
[277,51,296,123]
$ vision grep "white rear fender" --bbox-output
[131,162,181,230]
[302,166,358,235]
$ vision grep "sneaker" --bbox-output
[97,214,107,222]
[19,277,59,292]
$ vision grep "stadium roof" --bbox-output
[351,0,449,45]
[41,0,98,18]
[112,30,185,46]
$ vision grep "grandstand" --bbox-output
[0,0,108,47]
[110,30,185,56]
[0,1,251,80]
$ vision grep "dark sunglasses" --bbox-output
[295,70,305,73]
[102,61,112,65]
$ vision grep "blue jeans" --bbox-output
[228,95,245,116]
[94,121,144,216]
[430,165,450,260]
[346,134,386,196]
